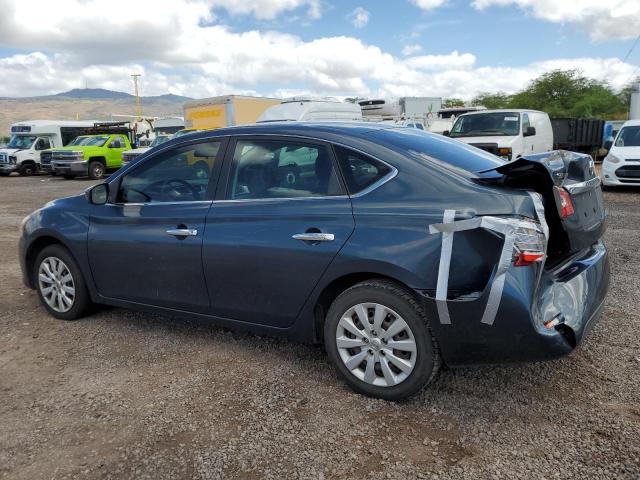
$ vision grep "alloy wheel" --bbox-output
[38,257,76,313]
[335,302,417,387]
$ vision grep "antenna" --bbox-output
[131,74,142,119]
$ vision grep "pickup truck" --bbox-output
[46,133,131,180]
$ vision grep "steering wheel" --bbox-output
[161,179,200,201]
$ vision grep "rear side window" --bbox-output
[334,146,392,194]
[227,139,343,199]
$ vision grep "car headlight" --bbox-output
[605,154,621,164]
[20,214,31,234]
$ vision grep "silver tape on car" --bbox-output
[434,209,456,325]
[430,196,549,326]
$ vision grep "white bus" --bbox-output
[0,120,100,176]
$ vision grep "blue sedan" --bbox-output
[19,123,609,400]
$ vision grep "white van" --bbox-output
[446,109,553,161]
[602,119,640,187]
[257,98,362,122]
[0,120,100,176]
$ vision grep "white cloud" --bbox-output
[0,0,636,101]
[410,0,448,10]
[402,44,423,56]
[471,0,640,41]
[349,7,370,28]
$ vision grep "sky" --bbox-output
[0,0,638,100]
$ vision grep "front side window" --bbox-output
[450,112,521,138]
[227,139,343,200]
[615,126,640,147]
[118,141,220,203]
[36,137,51,150]
[109,136,126,148]
[334,146,392,194]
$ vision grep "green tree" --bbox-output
[442,98,465,108]
[471,92,511,109]
[508,70,625,119]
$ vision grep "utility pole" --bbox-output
[131,74,142,118]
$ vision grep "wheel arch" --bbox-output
[87,156,106,164]
[312,272,419,344]
[24,235,74,289]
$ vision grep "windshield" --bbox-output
[615,126,640,147]
[68,136,91,146]
[450,112,521,138]
[150,135,171,147]
[7,135,37,149]
[82,136,109,147]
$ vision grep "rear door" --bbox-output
[88,139,225,312]
[202,136,354,327]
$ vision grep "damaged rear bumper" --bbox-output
[421,241,610,367]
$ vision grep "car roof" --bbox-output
[459,109,545,116]
[165,121,404,145]
[621,120,640,127]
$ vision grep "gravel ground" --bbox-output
[1,175,639,480]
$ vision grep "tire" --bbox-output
[88,160,105,180]
[19,163,36,176]
[34,244,92,320]
[324,279,440,401]
[0,172,9,177]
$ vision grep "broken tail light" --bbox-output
[555,186,575,218]
[513,221,546,267]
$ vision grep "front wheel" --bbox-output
[88,161,105,180]
[34,245,92,320]
[19,163,36,176]
[324,280,440,401]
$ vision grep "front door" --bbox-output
[88,139,224,312]
[203,137,355,327]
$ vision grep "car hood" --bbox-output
[0,148,22,155]
[123,147,149,155]
[451,135,519,147]
[609,146,640,159]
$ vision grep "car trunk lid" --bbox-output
[477,150,606,266]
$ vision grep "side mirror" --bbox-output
[524,126,536,137]
[604,139,613,151]
[86,183,109,205]
[442,130,450,137]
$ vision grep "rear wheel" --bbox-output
[88,161,105,180]
[0,172,9,177]
[19,163,36,176]
[324,280,440,400]
[34,245,92,320]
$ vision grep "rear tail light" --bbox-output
[513,221,546,267]
[555,186,575,218]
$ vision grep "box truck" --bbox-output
[183,95,281,129]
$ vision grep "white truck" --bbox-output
[0,120,100,176]
[445,109,554,161]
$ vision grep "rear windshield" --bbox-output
[369,128,503,175]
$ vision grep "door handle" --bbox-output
[292,232,335,242]
[166,228,198,237]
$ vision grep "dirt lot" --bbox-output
[1,175,639,480]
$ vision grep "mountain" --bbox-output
[0,88,194,136]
